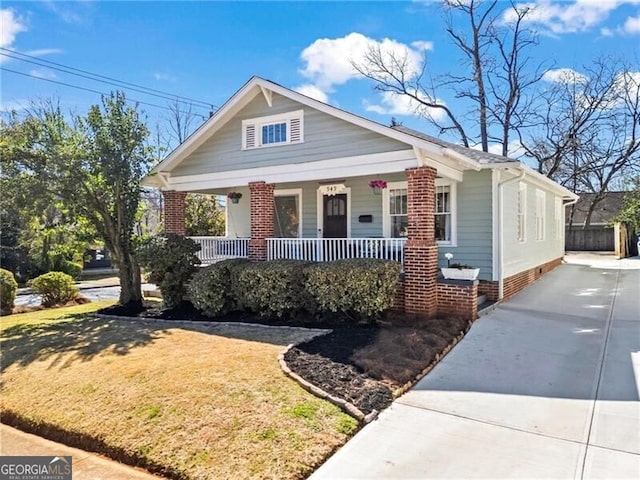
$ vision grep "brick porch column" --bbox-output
[404,166,438,318]
[248,181,275,261]
[162,190,187,235]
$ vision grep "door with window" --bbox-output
[322,194,348,238]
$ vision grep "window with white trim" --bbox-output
[554,197,562,240]
[536,189,546,241]
[435,183,453,243]
[382,180,456,244]
[518,182,527,243]
[274,189,302,238]
[242,110,303,150]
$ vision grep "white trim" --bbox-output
[435,178,457,247]
[518,182,527,243]
[382,181,408,238]
[241,110,304,150]
[146,76,483,181]
[481,162,578,201]
[491,169,500,281]
[316,187,352,238]
[554,196,563,241]
[164,150,417,191]
[274,188,303,238]
[535,189,546,241]
[260,85,273,107]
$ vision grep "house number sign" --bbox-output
[319,183,346,196]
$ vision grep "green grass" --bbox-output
[1,303,357,479]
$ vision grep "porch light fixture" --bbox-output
[227,192,243,204]
[445,252,453,267]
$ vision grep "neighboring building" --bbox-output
[144,76,578,319]
[566,192,627,251]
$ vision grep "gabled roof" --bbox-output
[146,76,577,200]
[568,192,628,225]
[391,125,519,165]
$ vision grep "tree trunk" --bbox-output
[111,243,143,307]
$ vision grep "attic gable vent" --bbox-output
[242,110,304,150]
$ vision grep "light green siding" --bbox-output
[437,170,494,280]
[502,179,565,277]
[171,93,409,176]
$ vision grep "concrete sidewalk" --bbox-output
[312,256,640,479]
[0,425,162,479]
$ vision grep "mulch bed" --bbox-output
[99,302,470,416]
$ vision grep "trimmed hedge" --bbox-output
[61,260,83,280]
[305,259,401,322]
[31,271,79,307]
[234,260,313,318]
[137,234,201,309]
[187,258,401,323]
[0,268,18,315]
[188,259,249,317]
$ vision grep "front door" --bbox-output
[323,194,348,238]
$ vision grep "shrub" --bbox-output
[188,259,250,317]
[305,258,401,322]
[31,271,79,307]
[136,234,201,309]
[61,260,83,280]
[234,260,313,318]
[0,268,19,315]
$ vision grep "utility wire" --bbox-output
[0,66,209,119]
[0,47,216,110]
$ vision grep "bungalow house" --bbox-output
[143,76,578,320]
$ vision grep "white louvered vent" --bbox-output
[290,117,302,143]
[244,124,256,149]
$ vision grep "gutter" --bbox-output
[497,166,525,300]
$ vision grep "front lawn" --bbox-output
[0,303,357,479]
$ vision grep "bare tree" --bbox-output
[520,58,640,228]
[353,0,542,153]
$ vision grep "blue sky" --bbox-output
[1,1,639,149]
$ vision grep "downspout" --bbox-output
[497,167,525,300]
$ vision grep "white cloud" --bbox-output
[294,84,329,103]
[623,15,640,33]
[25,48,64,57]
[154,72,176,82]
[43,0,90,25]
[474,141,525,158]
[29,68,56,80]
[0,8,27,48]
[364,91,447,121]
[299,32,431,95]
[505,0,640,35]
[542,68,588,83]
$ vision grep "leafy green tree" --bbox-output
[1,93,152,306]
[615,176,640,234]
[185,193,225,236]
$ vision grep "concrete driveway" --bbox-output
[312,255,640,479]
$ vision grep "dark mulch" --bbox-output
[98,302,471,417]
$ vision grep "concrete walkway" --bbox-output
[0,425,162,479]
[312,256,640,479]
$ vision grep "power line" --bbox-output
[0,67,209,119]
[0,47,216,110]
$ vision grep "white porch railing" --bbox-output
[189,236,249,264]
[267,238,406,263]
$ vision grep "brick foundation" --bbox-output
[248,181,275,261]
[437,279,478,320]
[479,257,562,302]
[391,277,405,312]
[162,190,186,235]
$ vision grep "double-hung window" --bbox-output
[242,110,303,150]
[518,182,527,243]
[274,189,302,238]
[536,189,546,241]
[382,179,456,245]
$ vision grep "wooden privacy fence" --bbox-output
[565,227,615,251]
